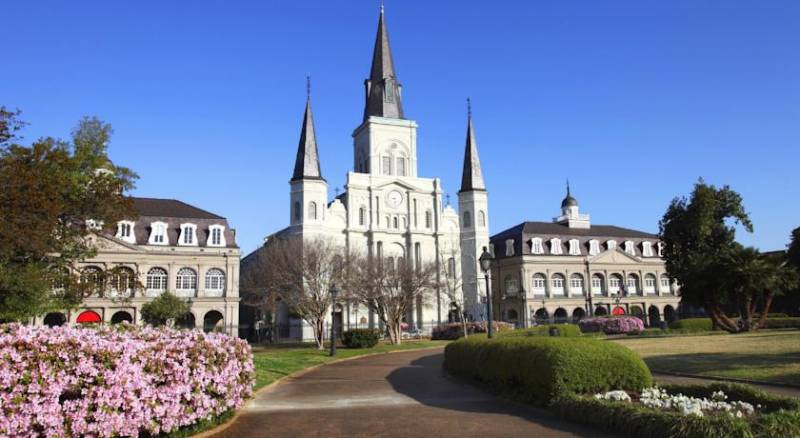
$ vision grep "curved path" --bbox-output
[212,348,607,437]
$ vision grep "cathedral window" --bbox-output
[642,241,654,257]
[588,239,600,256]
[359,207,366,226]
[396,158,406,176]
[447,258,456,279]
[568,239,581,255]
[462,211,471,228]
[478,210,486,227]
[550,238,563,255]
[384,80,395,102]
[382,156,392,175]
[294,202,301,221]
[385,216,390,228]
[393,216,399,229]
[308,202,318,220]
[425,210,432,228]
[531,238,544,255]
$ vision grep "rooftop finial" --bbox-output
[566,179,571,196]
[380,0,384,14]
[467,97,472,119]
[306,74,311,99]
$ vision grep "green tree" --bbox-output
[140,292,190,326]
[788,226,800,270]
[659,180,752,332]
[0,108,137,321]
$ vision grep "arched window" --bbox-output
[609,274,622,293]
[504,275,519,295]
[396,157,406,176]
[532,274,546,295]
[644,274,657,293]
[570,274,584,295]
[176,268,197,297]
[308,201,317,220]
[626,274,639,295]
[109,267,135,297]
[660,274,671,290]
[146,267,168,296]
[81,266,104,296]
[551,274,565,296]
[393,216,399,229]
[358,207,366,226]
[447,257,456,279]
[478,210,486,227]
[591,274,604,296]
[204,268,226,297]
[463,211,471,228]
[293,201,301,221]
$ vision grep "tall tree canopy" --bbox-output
[0,107,137,321]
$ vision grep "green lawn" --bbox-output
[251,340,449,390]
[613,330,800,385]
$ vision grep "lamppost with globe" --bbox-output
[329,284,339,357]
[479,247,494,339]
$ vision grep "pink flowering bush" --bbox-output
[0,323,254,437]
[578,316,645,334]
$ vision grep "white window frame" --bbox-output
[116,220,136,244]
[607,240,617,251]
[588,239,600,256]
[642,241,654,257]
[148,221,168,245]
[657,241,664,257]
[551,274,565,296]
[204,268,226,297]
[531,238,544,255]
[626,275,638,294]
[208,225,226,247]
[624,240,635,255]
[568,239,581,255]
[570,274,584,294]
[644,275,656,292]
[550,238,563,255]
[478,210,486,227]
[179,223,198,246]
[505,239,515,257]
[175,267,197,297]
[532,274,546,295]
[591,275,603,295]
[145,267,168,297]
[609,275,621,293]
[661,275,671,288]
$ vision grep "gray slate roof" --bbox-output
[363,7,404,121]
[291,97,323,182]
[491,221,658,259]
[459,112,486,192]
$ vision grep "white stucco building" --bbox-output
[244,7,490,339]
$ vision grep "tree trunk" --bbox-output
[739,295,752,332]
[757,291,774,329]
[313,319,325,350]
[705,304,738,333]
[460,309,468,339]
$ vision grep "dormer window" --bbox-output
[642,241,654,257]
[568,239,581,255]
[624,241,635,255]
[657,241,664,257]
[607,240,617,251]
[208,225,226,247]
[589,239,600,256]
[179,223,198,246]
[505,239,515,257]
[115,220,136,244]
[531,238,544,255]
[550,238,563,255]
[148,221,168,245]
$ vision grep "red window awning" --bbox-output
[76,310,102,324]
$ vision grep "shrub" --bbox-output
[342,328,381,348]
[578,316,645,334]
[444,336,652,406]
[0,323,254,437]
[551,383,800,438]
[669,318,713,332]
[140,291,189,326]
[431,321,514,340]
[499,324,581,338]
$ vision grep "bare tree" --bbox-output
[240,246,280,342]
[257,237,349,349]
[438,248,468,338]
[351,254,438,345]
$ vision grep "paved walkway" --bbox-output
[212,348,607,438]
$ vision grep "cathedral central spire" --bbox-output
[460,98,486,192]
[363,5,404,121]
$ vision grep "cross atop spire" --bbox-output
[459,98,486,193]
[363,5,404,121]
[291,78,324,182]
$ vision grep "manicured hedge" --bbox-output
[551,383,800,438]
[443,336,652,406]
[579,316,646,334]
[763,317,800,329]
[669,318,714,332]
[498,324,582,338]
[0,323,254,437]
[342,328,382,348]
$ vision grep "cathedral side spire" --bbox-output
[363,5,404,121]
[291,77,323,182]
[459,98,486,192]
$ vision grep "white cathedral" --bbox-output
[258,7,489,336]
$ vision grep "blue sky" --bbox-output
[3,1,798,254]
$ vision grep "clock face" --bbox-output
[386,190,403,208]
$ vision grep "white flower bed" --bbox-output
[594,387,760,418]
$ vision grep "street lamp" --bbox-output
[479,247,494,339]
[330,284,339,357]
